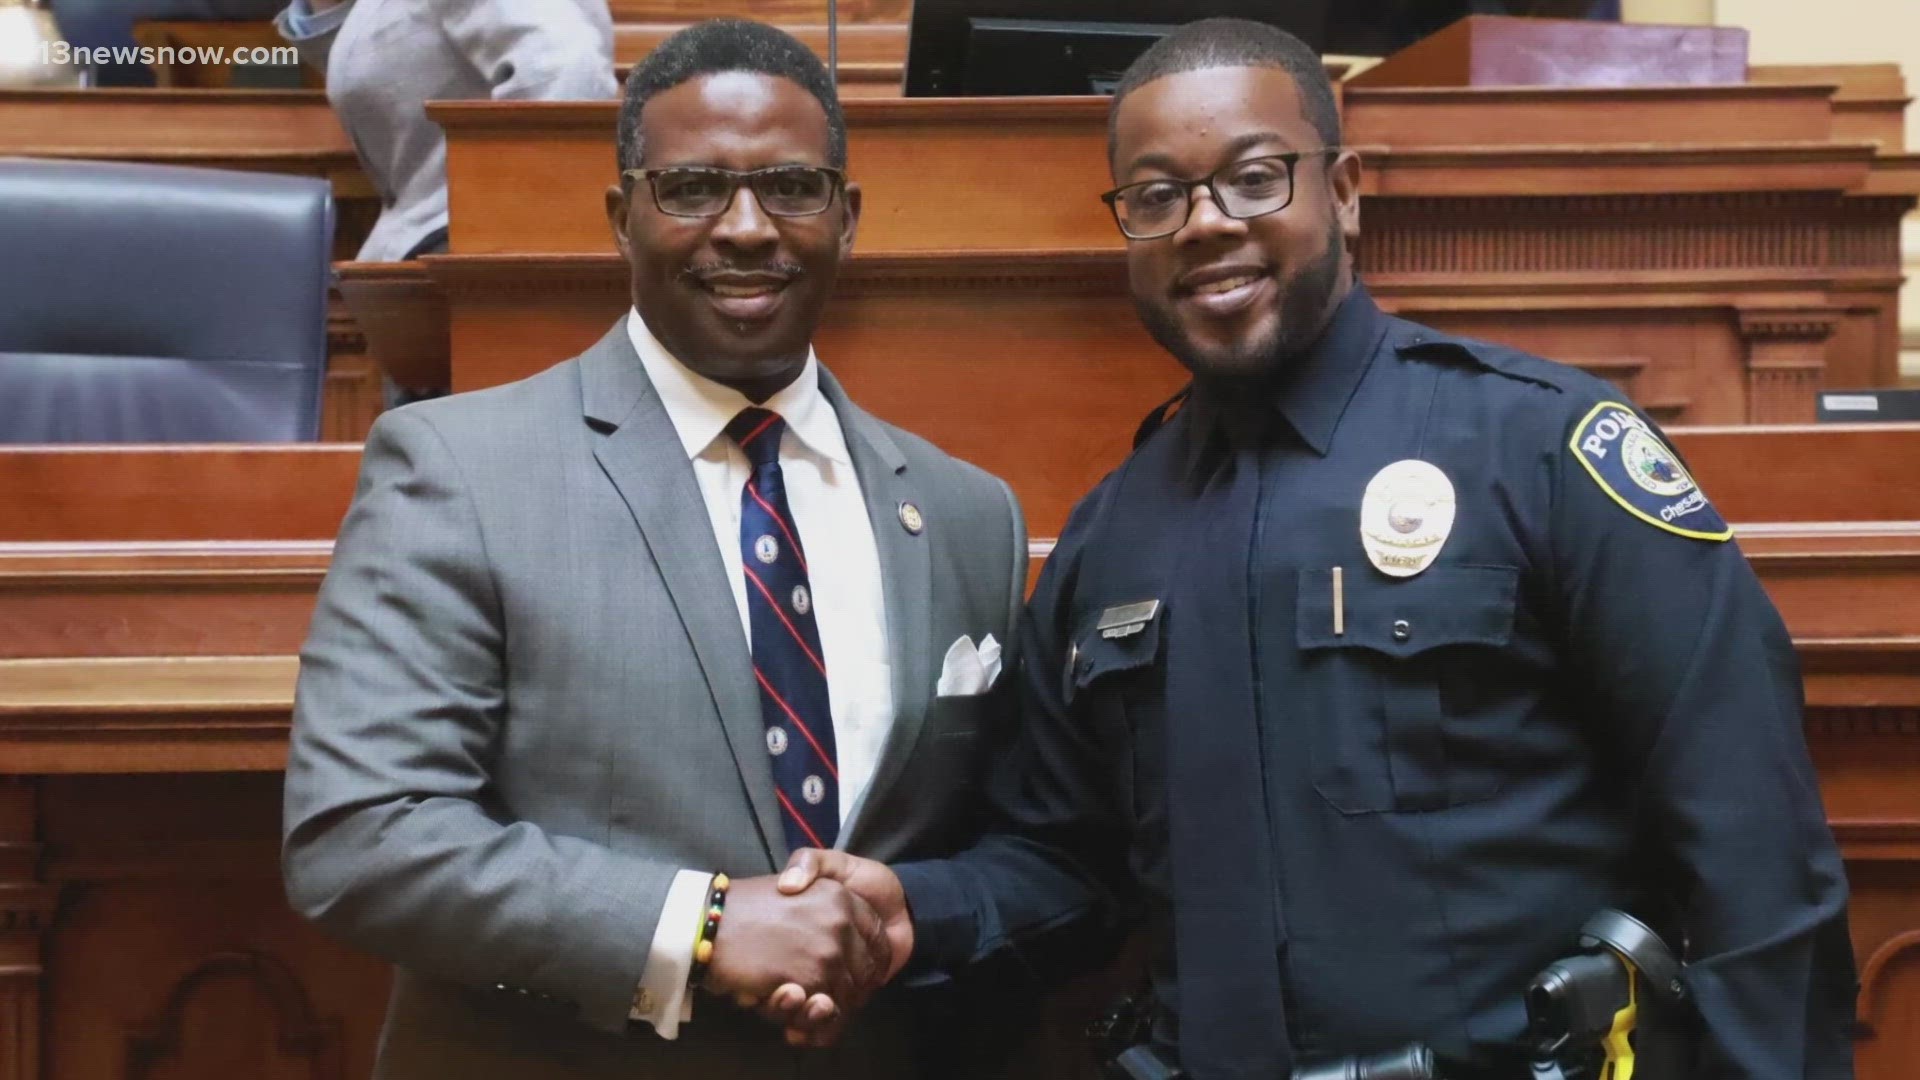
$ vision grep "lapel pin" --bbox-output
[898,501,924,535]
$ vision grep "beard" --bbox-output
[1134,214,1346,383]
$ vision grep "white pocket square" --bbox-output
[935,633,1002,697]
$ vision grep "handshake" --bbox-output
[700,849,908,1047]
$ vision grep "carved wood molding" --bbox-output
[418,250,1888,308]
[0,784,53,936]
[324,307,366,356]
[1365,192,1911,275]
[1734,306,1842,423]
[424,250,1138,299]
[126,949,340,1080]
[1738,307,1847,342]
[1855,929,1920,1037]
[0,781,51,1080]
[1805,708,1920,738]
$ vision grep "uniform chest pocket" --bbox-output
[1295,564,1519,813]
[1065,607,1166,834]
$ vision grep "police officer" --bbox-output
[778,18,1857,1079]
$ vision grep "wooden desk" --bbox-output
[2,426,1919,1079]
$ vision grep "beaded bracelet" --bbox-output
[687,873,730,991]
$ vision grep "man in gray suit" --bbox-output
[283,19,1028,1078]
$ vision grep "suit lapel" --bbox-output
[820,371,933,854]
[581,324,783,871]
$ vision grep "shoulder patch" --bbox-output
[1569,402,1732,542]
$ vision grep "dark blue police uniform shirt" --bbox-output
[895,285,1857,1078]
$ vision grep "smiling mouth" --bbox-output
[1189,272,1264,296]
[696,277,791,322]
[1177,270,1273,319]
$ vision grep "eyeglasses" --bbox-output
[622,165,845,219]
[1099,150,1339,240]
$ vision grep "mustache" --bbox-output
[679,260,806,285]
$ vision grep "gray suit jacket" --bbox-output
[283,324,1029,1078]
[276,0,615,261]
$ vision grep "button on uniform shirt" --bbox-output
[894,287,1855,1079]
[621,309,894,1037]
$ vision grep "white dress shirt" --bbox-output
[622,309,895,1037]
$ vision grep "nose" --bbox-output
[710,184,779,252]
[1174,183,1246,247]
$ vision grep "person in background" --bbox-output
[276,0,614,402]
[276,0,615,264]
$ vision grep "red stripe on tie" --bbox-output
[746,483,809,573]
[744,565,826,675]
[777,788,828,849]
[737,412,781,448]
[753,666,840,781]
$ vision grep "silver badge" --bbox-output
[754,534,780,564]
[1360,460,1456,578]
[898,502,924,535]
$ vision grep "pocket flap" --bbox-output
[1064,599,1164,703]
[1296,564,1518,658]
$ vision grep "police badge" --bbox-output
[1569,401,1732,541]
[1360,459,1456,577]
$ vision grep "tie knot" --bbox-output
[726,407,786,469]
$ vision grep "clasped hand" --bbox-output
[700,850,911,1047]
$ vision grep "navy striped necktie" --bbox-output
[725,407,840,852]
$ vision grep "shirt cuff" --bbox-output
[277,0,352,42]
[627,869,714,1039]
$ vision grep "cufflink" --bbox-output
[633,987,656,1013]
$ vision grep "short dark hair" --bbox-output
[1108,18,1342,168]
[616,19,848,173]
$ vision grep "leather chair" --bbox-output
[0,157,334,443]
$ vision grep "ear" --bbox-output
[1328,149,1362,247]
[837,181,862,260]
[605,180,635,262]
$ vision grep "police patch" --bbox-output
[1569,402,1732,541]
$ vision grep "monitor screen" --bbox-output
[903,0,1328,97]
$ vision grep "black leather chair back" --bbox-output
[0,157,334,442]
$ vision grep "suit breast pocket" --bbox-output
[1294,564,1520,814]
[926,691,990,745]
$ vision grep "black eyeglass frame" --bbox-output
[620,165,849,219]
[1098,149,1342,240]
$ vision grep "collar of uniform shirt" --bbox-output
[624,307,853,467]
[1182,282,1390,462]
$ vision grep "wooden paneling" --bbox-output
[1750,63,1911,153]
[0,447,360,543]
[408,243,1898,437]
[36,773,390,1080]
[616,23,907,95]
[433,89,1914,255]
[0,657,297,774]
